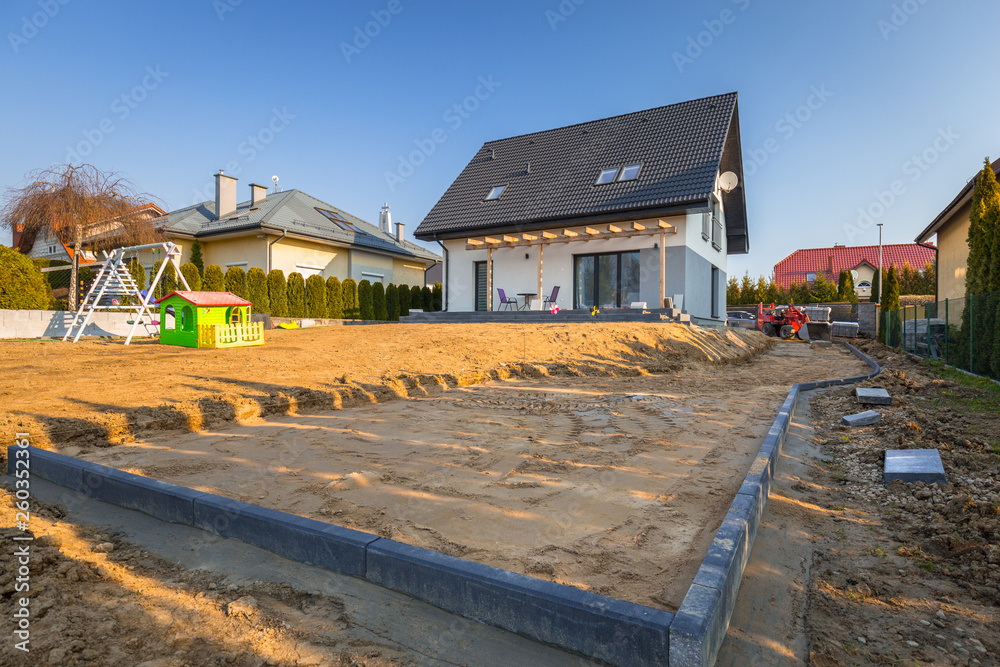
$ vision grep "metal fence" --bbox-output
[884,291,1000,381]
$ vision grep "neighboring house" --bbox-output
[413,93,749,323]
[915,158,1000,301]
[150,173,439,287]
[12,202,166,264]
[774,243,936,300]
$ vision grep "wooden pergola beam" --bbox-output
[464,220,678,250]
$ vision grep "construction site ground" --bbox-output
[0,324,996,665]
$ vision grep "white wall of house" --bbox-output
[443,211,729,321]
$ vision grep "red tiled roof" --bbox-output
[154,291,252,307]
[774,243,936,288]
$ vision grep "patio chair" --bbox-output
[497,288,519,311]
[542,285,560,307]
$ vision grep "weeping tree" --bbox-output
[0,164,160,310]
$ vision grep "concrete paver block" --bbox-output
[884,449,946,484]
[366,538,672,666]
[856,387,891,405]
[842,410,881,427]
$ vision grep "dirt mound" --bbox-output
[0,323,772,455]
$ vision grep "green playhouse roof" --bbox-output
[154,291,252,307]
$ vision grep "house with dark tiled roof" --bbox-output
[916,158,1000,301]
[413,93,748,323]
[151,172,439,288]
[774,243,936,300]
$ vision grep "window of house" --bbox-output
[618,164,642,181]
[595,168,619,185]
[485,185,507,200]
[806,273,816,282]
[316,208,366,233]
[857,281,871,289]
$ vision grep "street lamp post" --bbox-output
[877,223,884,305]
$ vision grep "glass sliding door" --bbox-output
[574,250,641,309]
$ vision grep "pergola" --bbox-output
[465,219,678,310]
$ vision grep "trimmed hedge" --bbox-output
[203,264,225,292]
[411,285,423,309]
[387,283,399,321]
[306,274,327,318]
[267,269,287,317]
[224,266,246,298]
[326,276,343,319]
[422,286,432,311]
[373,282,387,320]
[180,262,201,292]
[287,272,306,318]
[433,281,442,311]
[246,267,269,314]
[358,279,374,320]
[0,246,50,310]
[398,284,409,317]
[128,259,146,305]
[341,278,358,319]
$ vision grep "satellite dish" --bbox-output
[719,171,739,193]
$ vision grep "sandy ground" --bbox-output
[720,341,1000,666]
[74,342,868,611]
[0,322,768,452]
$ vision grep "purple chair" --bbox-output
[542,285,560,307]
[497,288,518,311]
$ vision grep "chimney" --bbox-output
[214,171,237,220]
[394,222,404,242]
[249,183,267,207]
[379,202,391,233]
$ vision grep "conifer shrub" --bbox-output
[202,264,225,292]
[246,267,269,314]
[358,279,374,320]
[326,276,343,319]
[287,272,306,318]
[306,274,327,318]
[267,269,287,317]
[373,281,387,320]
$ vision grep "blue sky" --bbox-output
[1,0,996,279]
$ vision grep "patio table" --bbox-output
[516,293,538,310]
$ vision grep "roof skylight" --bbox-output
[595,168,619,185]
[619,164,642,181]
[317,208,366,234]
[485,184,507,200]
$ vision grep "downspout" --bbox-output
[267,229,287,273]
[436,237,448,311]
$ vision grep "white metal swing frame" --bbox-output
[61,241,190,345]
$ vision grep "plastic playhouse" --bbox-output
[153,291,264,349]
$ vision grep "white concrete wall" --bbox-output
[0,309,140,339]
[444,212,728,318]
